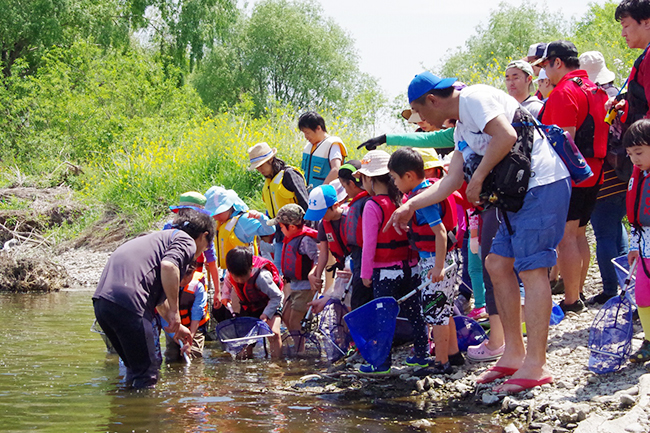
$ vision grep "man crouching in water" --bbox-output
[93,209,214,389]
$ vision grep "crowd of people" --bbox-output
[93,0,650,395]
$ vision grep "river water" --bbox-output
[0,290,501,433]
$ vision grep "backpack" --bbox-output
[479,107,536,213]
[606,116,634,182]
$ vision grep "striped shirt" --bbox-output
[597,161,627,200]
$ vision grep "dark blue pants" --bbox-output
[591,193,629,296]
[94,298,161,388]
[372,264,428,366]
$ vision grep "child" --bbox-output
[298,111,348,188]
[624,118,650,363]
[338,161,373,310]
[305,181,349,294]
[222,247,284,359]
[354,150,429,374]
[267,204,320,334]
[388,147,463,375]
[163,261,209,362]
[204,186,276,313]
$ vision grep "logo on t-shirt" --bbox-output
[326,233,334,242]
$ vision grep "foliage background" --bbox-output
[0,0,639,237]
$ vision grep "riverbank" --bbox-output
[52,243,650,433]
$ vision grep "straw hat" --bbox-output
[401,109,422,124]
[248,142,277,170]
[354,150,391,177]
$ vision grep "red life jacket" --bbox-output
[228,256,283,314]
[281,226,318,281]
[179,271,210,327]
[344,191,369,248]
[322,217,349,266]
[570,76,608,160]
[371,195,411,262]
[626,165,650,228]
[625,44,650,125]
[407,181,458,252]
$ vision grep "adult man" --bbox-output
[613,0,650,123]
[387,71,570,393]
[298,111,347,188]
[526,42,547,99]
[93,210,214,388]
[537,40,609,313]
[248,142,309,270]
[505,60,544,118]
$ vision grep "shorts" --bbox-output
[566,182,600,226]
[287,289,314,314]
[491,178,571,273]
[417,252,458,326]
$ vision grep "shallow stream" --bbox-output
[0,290,501,432]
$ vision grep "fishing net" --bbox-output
[318,298,351,362]
[454,315,488,352]
[281,330,322,359]
[344,296,400,367]
[90,320,117,354]
[215,317,274,356]
[612,255,637,307]
[588,294,634,374]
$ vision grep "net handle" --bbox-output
[220,332,275,344]
[396,263,457,304]
[621,257,638,296]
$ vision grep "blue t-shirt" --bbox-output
[410,180,443,259]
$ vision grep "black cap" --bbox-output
[532,40,578,66]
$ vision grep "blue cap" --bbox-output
[304,182,347,221]
[408,71,457,103]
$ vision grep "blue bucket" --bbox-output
[344,297,399,367]
[550,302,565,325]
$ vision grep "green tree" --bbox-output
[438,1,567,86]
[572,1,637,85]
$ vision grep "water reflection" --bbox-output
[0,291,501,432]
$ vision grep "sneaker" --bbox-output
[358,363,392,374]
[414,361,453,376]
[587,292,615,306]
[468,306,488,320]
[551,278,565,295]
[580,292,586,303]
[630,340,650,363]
[467,340,505,362]
[405,355,430,368]
[449,351,465,366]
[559,298,586,314]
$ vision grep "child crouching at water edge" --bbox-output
[624,118,650,363]
[222,247,284,359]
[162,260,210,362]
[355,150,429,374]
[388,148,463,376]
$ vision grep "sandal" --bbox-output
[630,339,650,363]
[467,340,505,362]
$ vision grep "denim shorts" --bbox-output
[490,178,571,273]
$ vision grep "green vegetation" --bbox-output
[0,0,639,240]
[438,1,633,90]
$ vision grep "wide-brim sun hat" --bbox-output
[248,142,277,170]
[354,150,391,178]
[204,186,249,217]
[579,51,616,85]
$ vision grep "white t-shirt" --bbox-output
[328,143,343,162]
[454,84,568,189]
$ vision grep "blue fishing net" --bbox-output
[344,297,400,367]
[318,298,351,362]
[215,317,274,356]
[281,330,321,359]
[454,315,488,352]
[588,294,634,374]
[550,302,565,325]
[612,255,637,307]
